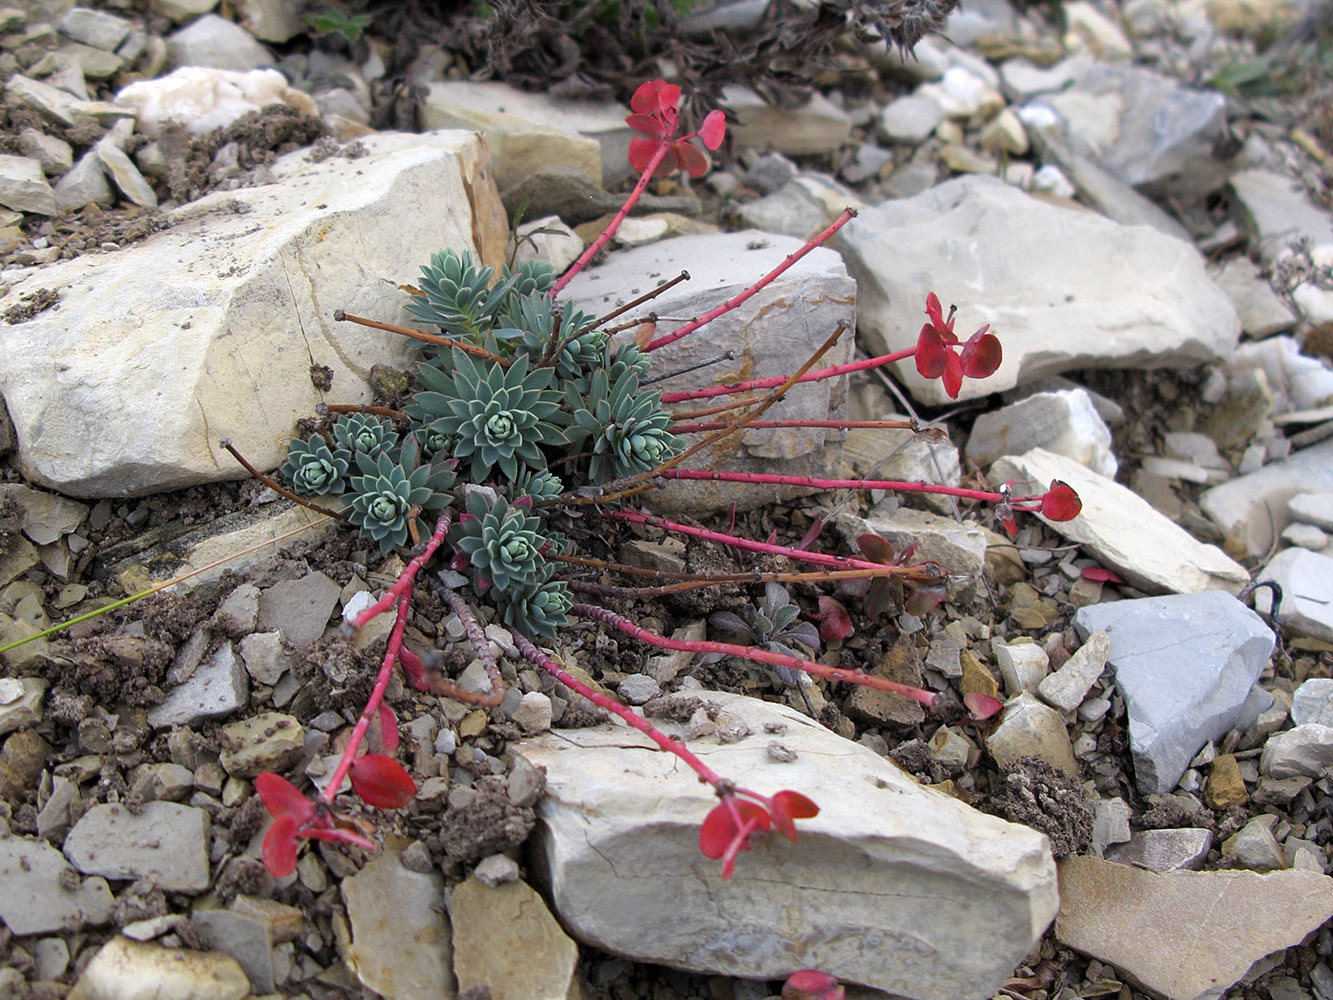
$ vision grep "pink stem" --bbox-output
[645,210,858,352]
[673,419,915,433]
[510,629,726,788]
[347,512,454,631]
[551,142,672,296]
[600,509,895,571]
[658,347,914,403]
[659,469,1026,505]
[573,604,939,708]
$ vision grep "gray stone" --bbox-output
[1038,630,1110,713]
[1289,492,1333,530]
[511,692,553,734]
[0,130,506,498]
[66,937,248,1000]
[19,128,73,175]
[57,6,132,50]
[64,801,210,892]
[518,690,1056,999]
[722,85,852,156]
[215,582,260,633]
[1223,814,1287,872]
[993,642,1049,696]
[879,93,947,144]
[1230,169,1333,264]
[993,449,1250,594]
[1056,857,1333,1000]
[148,641,248,728]
[96,137,157,208]
[257,571,340,650]
[1260,724,1333,779]
[840,404,961,515]
[563,231,855,515]
[841,507,987,584]
[0,676,46,736]
[1211,257,1296,338]
[340,842,452,1000]
[617,675,661,706]
[1256,547,1333,643]
[967,389,1117,478]
[0,154,57,215]
[0,836,113,934]
[1202,438,1333,559]
[986,691,1078,777]
[1105,827,1213,872]
[1090,797,1131,855]
[54,149,113,212]
[166,13,274,71]
[836,176,1239,405]
[736,174,865,242]
[6,74,89,128]
[239,630,290,685]
[128,762,195,802]
[450,876,580,1000]
[218,712,303,777]
[1292,679,1333,727]
[1074,592,1275,795]
[191,908,275,994]
[235,0,304,41]
[154,0,222,21]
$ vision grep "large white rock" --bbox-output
[516,690,1057,1000]
[114,67,317,136]
[992,448,1250,594]
[1200,437,1333,559]
[836,176,1239,404]
[0,130,507,497]
[967,388,1117,478]
[562,230,856,515]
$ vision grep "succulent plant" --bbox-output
[346,448,456,553]
[331,413,399,459]
[493,294,606,377]
[408,349,566,484]
[497,570,574,638]
[566,367,683,484]
[408,249,517,342]
[509,468,564,502]
[281,434,351,496]
[448,491,551,592]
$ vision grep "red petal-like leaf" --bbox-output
[963,691,1005,721]
[254,771,313,824]
[627,135,661,175]
[1041,481,1082,521]
[625,111,665,138]
[398,646,427,691]
[700,109,726,149]
[816,596,852,643]
[904,581,948,617]
[262,813,300,878]
[770,790,819,841]
[941,351,964,399]
[699,799,769,859]
[914,326,949,379]
[855,532,896,565]
[924,292,945,330]
[349,754,416,809]
[784,969,846,1000]
[1080,566,1124,583]
[959,328,1001,379]
[377,703,399,753]
[630,79,669,114]
[674,140,709,178]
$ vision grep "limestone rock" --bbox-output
[837,176,1239,404]
[257,571,340,650]
[1038,630,1110,713]
[1104,828,1213,872]
[967,389,1117,478]
[1291,678,1333,726]
[1201,438,1333,559]
[450,876,579,1000]
[340,841,453,1000]
[0,676,46,736]
[839,508,987,584]
[114,66,317,136]
[0,154,57,215]
[1056,856,1333,1000]
[218,712,303,777]
[63,801,211,892]
[147,641,248,728]
[0,130,506,497]
[722,85,853,155]
[1256,547,1333,643]
[0,835,113,935]
[992,449,1249,594]
[1230,169,1333,265]
[166,13,274,71]
[1211,257,1296,338]
[1074,592,1275,795]
[986,691,1079,776]
[67,937,248,1000]
[1260,724,1333,779]
[562,231,855,515]
[517,690,1057,1000]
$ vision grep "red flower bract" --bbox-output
[1041,480,1082,521]
[625,78,720,179]
[770,790,819,842]
[349,754,416,809]
[783,969,846,1000]
[913,293,1002,399]
[254,770,381,878]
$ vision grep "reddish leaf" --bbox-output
[783,970,846,1000]
[254,771,313,824]
[262,813,300,878]
[349,754,416,809]
[1080,566,1124,584]
[699,799,769,859]
[674,141,709,178]
[630,79,678,116]
[376,703,399,753]
[625,112,665,138]
[904,581,948,617]
[816,596,852,643]
[855,533,896,565]
[770,790,819,841]
[923,292,947,332]
[700,109,726,149]
[959,327,1002,378]
[941,352,964,399]
[633,320,656,350]
[964,691,1005,721]
[914,326,949,379]
[1041,481,1082,521]
[627,135,661,174]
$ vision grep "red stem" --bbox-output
[658,469,1031,505]
[673,419,915,433]
[510,629,725,788]
[573,604,939,708]
[645,209,858,352]
[551,142,671,296]
[658,346,915,404]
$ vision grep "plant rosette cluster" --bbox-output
[242,77,1085,896]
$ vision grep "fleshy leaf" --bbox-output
[783,969,846,1000]
[914,327,949,379]
[1080,566,1124,583]
[349,754,416,809]
[700,109,726,149]
[770,790,819,841]
[855,533,895,565]
[941,352,964,399]
[674,141,709,178]
[376,703,399,753]
[699,799,770,859]
[262,813,300,878]
[254,771,313,824]
[959,327,1001,378]
[1041,481,1082,521]
[816,596,852,643]
[628,135,660,174]
[964,691,1005,720]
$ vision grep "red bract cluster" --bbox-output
[783,970,846,1000]
[699,788,819,879]
[914,292,1002,398]
[255,760,415,877]
[626,79,726,178]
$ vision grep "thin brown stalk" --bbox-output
[220,440,347,521]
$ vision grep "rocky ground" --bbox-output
[1,1,1333,999]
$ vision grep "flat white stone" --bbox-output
[1256,547,1333,643]
[66,937,248,1000]
[63,801,211,892]
[115,67,316,137]
[1038,629,1110,713]
[0,836,113,935]
[968,389,1116,478]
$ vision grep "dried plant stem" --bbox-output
[431,585,505,706]
[673,418,916,434]
[573,604,939,708]
[335,311,510,366]
[221,441,348,521]
[660,470,1035,506]
[658,346,916,404]
[668,396,766,421]
[591,270,690,327]
[645,209,858,351]
[511,629,725,788]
